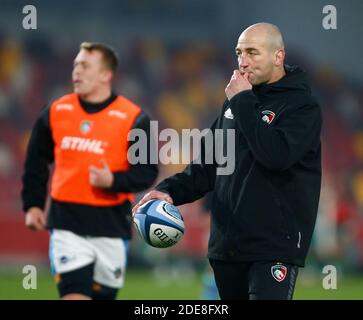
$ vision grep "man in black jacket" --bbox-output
[133,23,322,299]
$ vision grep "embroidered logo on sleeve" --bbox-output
[224,108,234,119]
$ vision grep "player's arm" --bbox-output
[133,119,218,213]
[105,112,159,193]
[154,140,217,206]
[21,105,54,230]
[229,90,322,171]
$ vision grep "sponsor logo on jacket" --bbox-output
[55,104,74,111]
[60,136,106,154]
[108,110,127,119]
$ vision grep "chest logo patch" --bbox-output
[261,110,275,124]
[80,120,93,135]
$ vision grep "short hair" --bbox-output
[79,42,118,73]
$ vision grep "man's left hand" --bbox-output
[89,159,114,188]
[225,70,252,100]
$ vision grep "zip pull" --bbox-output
[297,232,301,249]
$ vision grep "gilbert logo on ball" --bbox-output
[133,199,184,248]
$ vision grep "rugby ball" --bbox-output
[133,199,184,248]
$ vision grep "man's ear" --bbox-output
[275,48,285,67]
[101,69,113,83]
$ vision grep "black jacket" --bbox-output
[156,66,322,266]
[21,93,158,238]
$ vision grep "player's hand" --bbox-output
[225,70,252,100]
[25,207,46,231]
[132,190,173,215]
[89,159,114,188]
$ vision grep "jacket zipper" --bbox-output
[297,231,301,248]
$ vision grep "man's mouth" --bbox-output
[241,70,252,75]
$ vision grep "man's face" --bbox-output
[72,49,109,95]
[235,32,276,85]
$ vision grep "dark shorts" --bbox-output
[209,259,299,300]
[55,263,119,300]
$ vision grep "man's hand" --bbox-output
[25,207,46,231]
[132,190,173,215]
[225,70,252,100]
[89,159,114,188]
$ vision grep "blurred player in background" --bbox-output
[133,23,322,300]
[21,42,158,300]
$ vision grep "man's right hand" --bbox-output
[132,190,173,215]
[25,207,46,231]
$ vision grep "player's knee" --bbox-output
[62,293,91,300]
[91,282,118,300]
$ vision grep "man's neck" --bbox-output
[267,67,286,84]
[79,88,112,103]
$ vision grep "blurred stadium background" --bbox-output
[1,0,363,299]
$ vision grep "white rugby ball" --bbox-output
[133,199,184,248]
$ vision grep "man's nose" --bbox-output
[73,69,82,78]
[73,65,82,75]
[239,55,249,69]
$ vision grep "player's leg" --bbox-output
[248,261,299,300]
[209,259,249,300]
[90,281,118,300]
[56,263,94,300]
[90,237,129,300]
[49,229,96,299]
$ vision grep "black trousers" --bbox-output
[209,259,299,300]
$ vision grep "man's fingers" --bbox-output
[39,213,46,228]
[27,219,42,231]
[132,195,152,214]
[89,165,99,173]
[89,173,97,185]
[163,195,173,204]
[25,209,46,231]
[34,214,46,230]
[233,70,241,77]
[100,159,109,170]
[132,204,140,214]
[35,220,44,231]
[132,192,174,215]
[26,222,37,231]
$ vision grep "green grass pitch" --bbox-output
[0,268,363,300]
